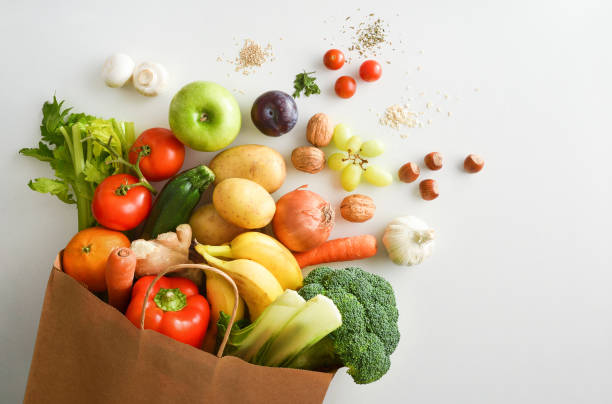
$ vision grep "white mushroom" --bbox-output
[101,53,135,88]
[132,61,168,96]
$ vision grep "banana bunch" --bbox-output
[195,232,303,321]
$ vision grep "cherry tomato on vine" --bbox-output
[323,49,345,70]
[359,60,382,82]
[129,128,185,182]
[92,174,152,231]
[335,76,357,99]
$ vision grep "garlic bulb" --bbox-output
[132,61,168,96]
[382,216,435,266]
[102,53,135,88]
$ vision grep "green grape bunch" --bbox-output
[328,124,393,191]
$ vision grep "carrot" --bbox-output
[294,234,377,268]
[105,247,136,312]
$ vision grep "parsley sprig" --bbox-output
[293,71,321,98]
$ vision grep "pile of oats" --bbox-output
[379,104,421,130]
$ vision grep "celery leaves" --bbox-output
[20,96,135,230]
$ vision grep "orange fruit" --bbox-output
[62,227,130,292]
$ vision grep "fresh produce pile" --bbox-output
[20,45,484,387]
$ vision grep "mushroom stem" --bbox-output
[132,61,168,96]
[136,68,154,86]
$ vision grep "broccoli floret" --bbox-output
[341,332,390,384]
[296,266,400,384]
[301,266,332,285]
[297,282,325,301]
[344,269,399,355]
[325,290,366,339]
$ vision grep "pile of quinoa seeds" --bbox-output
[218,39,274,76]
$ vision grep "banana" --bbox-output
[202,232,303,291]
[195,245,283,320]
[201,271,246,353]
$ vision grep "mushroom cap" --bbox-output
[102,53,135,88]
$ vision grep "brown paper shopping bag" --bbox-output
[24,256,334,404]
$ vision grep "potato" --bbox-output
[189,203,246,245]
[210,144,286,193]
[213,178,276,229]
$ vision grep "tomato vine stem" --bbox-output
[83,136,157,194]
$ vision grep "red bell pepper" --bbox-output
[126,276,210,348]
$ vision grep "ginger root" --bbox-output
[131,224,192,277]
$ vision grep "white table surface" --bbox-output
[1,0,611,403]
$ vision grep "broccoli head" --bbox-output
[295,266,400,384]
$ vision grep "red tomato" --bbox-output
[359,60,382,82]
[129,128,185,182]
[334,76,357,98]
[323,49,345,70]
[92,174,152,231]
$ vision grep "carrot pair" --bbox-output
[293,234,377,268]
[105,247,136,312]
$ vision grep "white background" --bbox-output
[1,0,611,403]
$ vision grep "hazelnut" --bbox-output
[306,113,333,147]
[419,179,439,201]
[340,194,376,222]
[464,154,484,173]
[424,152,443,170]
[398,162,420,183]
[291,146,325,174]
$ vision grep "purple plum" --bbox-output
[251,90,298,137]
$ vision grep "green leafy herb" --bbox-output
[20,96,136,230]
[292,71,321,98]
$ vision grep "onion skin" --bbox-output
[272,185,334,252]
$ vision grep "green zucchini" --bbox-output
[141,165,215,239]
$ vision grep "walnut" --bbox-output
[340,194,376,223]
[291,147,325,174]
[306,113,332,147]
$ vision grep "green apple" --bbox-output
[169,81,241,152]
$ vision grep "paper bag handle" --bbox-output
[139,263,239,358]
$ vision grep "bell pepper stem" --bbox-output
[154,288,187,312]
